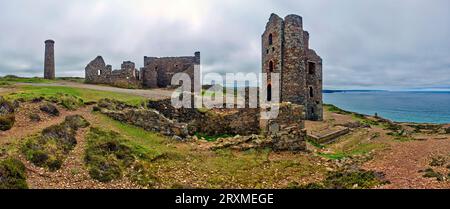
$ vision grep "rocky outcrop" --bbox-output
[96,100,188,139]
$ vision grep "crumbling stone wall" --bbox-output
[85,57,140,87]
[85,56,111,84]
[147,99,260,136]
[85,52,200,89]
[261,103,307,151]
[188,108,261,136]
[262,13,323,121]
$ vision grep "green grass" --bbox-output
[5,85,146,106]
[0,75,54,84]
[94,113,326,188]
[318,130,387,160]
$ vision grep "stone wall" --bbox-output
[188,108,261,136]
[85,57,140,87]
[147,99,260,136]
[261,13,323,121]
[97,98,307,151]
[85,52,200,89]
[261,103,307,151]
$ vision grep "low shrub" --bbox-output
[420,168,445,181]
[39,102,60,116]
[296,170,389,189]
[429,156,447,167]
[22,115,89,171]
[0,97,15,131]
[84,127,136,182]
[0,158,28,189]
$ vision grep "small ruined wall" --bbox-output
[261,103,307,151]
[188,108,261,136]
[147,99,260,136]
[85,56,112,84]
[85,57,140,87]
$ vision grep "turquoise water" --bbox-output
[323,91,450,124]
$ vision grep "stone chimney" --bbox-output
[44,40,55,79]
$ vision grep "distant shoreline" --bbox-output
[323,89,450,93]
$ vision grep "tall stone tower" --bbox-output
[44,40,55,79]
[262,13,323,121]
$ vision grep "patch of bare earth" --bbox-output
[0,102,142,189]
[363,136,450,189]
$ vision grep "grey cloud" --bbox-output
[0,0,449,89]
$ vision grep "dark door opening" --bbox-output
[267,84,272,102]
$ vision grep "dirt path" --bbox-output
[0,103,85,144]
[16,81,174,100]
[363,137,450,189]
[22,107,142,189]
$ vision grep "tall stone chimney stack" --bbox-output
[44,40,55,79]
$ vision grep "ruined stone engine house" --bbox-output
[262,13,323,121]
[85,52,200,88]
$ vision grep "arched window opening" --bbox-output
[268,34,273,45]
[308,62,316,75]
[98,70,101,76]
[267,84,272,102]
[309,86,314,98]
[269,61,274,72]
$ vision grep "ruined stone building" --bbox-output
[140,52,200,88]
[85,52,200,89]
[262,13,323,121]
[85,57,140,87]
[44,40,55,79]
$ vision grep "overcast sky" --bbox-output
[0,0,449,90]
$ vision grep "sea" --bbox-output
[323,91,450,124]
